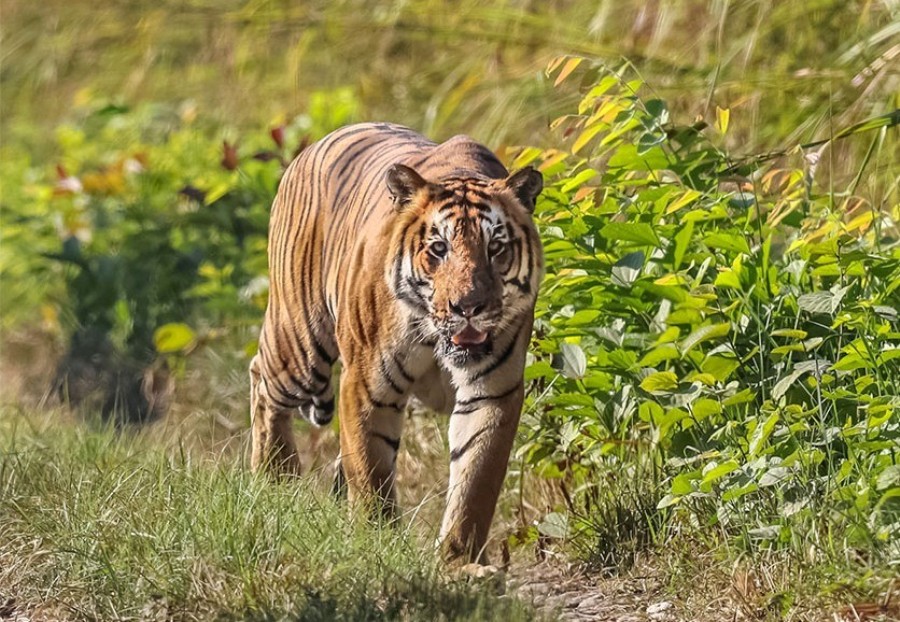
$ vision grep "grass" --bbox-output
[0,407,538,621]
[3,0,897,177]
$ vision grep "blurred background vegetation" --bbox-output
[1,0,898,618]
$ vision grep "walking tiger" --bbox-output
[250,122,543,562]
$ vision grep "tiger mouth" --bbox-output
[440,325,494,364]
[451,325,490,348]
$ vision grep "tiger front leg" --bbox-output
[249,354,301,477]
[439,380,524,564]
[337,367,406,518]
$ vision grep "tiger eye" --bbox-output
[488,239,505,257]
[429,240,448,259]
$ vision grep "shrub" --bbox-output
[0,92,360,422]
[516,57,900,565]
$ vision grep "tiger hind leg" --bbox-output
[250,354,301,477]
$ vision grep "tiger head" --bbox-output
[385,163,544,366]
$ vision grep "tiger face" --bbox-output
[386,164,543,367]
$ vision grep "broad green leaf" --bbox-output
[566,309,602,326]
[772,359,830,400]
[749,412,779,456]
[600,222,660,247]
[611,251,644,287]
[557,343,586,379]
[673,221,693,270]
[666,190,701,215]
[876,465,900,491]
[759,466,792,487]
[771,329,808,339]
[560,167,597,191]
[831,353,870,372]
[571,125,605,155]
[702,354,740,382]
[638,344,680,367]
[703,232,751,255]
[671,472,698,495]
[797,292,834,314]
[537,512,569,538]
[607,144,670,171]
[681,323,731,355]
[692,398,721,420]
[153,323,196,354]
[640,371,679,392]
[702,460,738,485]
[656,494,682,509]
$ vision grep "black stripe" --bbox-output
[311,335,336,365]
[379,356,407,394]
[392,353,414,383]
[453,381,523,415]
[372,432,401,452]
[310,365,330,386]
[314,397,334,413]
[361,376,404,411]
[470,329,520,382]
[269,393,300,410]
[449,426,489,462]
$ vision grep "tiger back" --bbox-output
[250,122,544,562]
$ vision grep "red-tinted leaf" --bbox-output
[221,141,239,170]
[270,125,285,149]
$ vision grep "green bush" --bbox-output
[0,92,360,421]
[517,58,899,564]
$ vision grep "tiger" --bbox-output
[249,122,543,563]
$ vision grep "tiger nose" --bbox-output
[448,298,486,319]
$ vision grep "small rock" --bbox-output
[646,600,674,620]
[577,594,606,609]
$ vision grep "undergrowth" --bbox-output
[516,58,899,585]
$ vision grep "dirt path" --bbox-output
[505,561,675,622]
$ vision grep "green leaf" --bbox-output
[611,251,644,287]
[638,344,680,367]
[772,359,830,400]
[701,354,740,382]
[537,512,569,539]
[566,309,602,326]
[600,222,660,247]
[771,329,808,339]
[673,221,693,271]
[560,167,598,192]
[797,292,833,314]
[557,343,587,379]
[640,371,679,392]
[692,398,721,420]
[876,465,900,491]
[759,466,792,487]
[153,323,196,354]
[831,353,870,372]
[723,388,756,406]
[702,460,738,485]
[607,144,670,171]
[703,232,751,255]
[681,323,731,355]
[671,472,697,495]
[749,412,779,456]
[656,494,681,509]
[797,286,848,315]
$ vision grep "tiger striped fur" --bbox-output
[250,122,543,562]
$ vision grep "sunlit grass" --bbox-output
[0,408,537,621]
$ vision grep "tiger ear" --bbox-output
[503,167,543,213]
[386,164,428,210]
